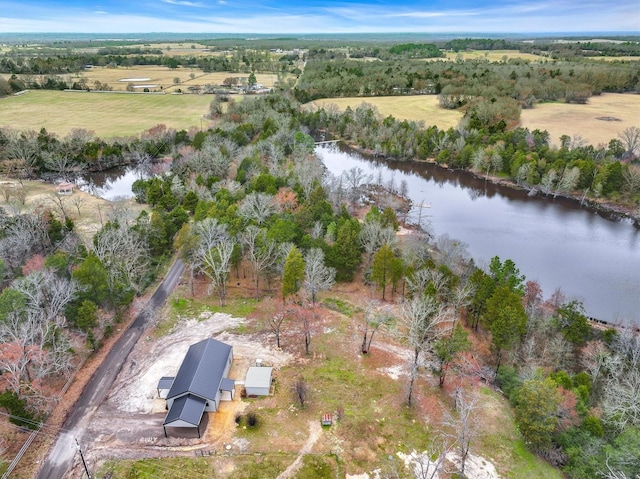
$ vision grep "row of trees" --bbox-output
[302,102,640,208]
[294,54,640,102]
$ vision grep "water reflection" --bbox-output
[74,162,168,201]
[318,143,640,325]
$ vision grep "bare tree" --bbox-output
[622,165,640,196]
[303,248,335,305]
[443,387,480,479]
[238,192,275,225]
[199,239,235,306]
[360,302,393,354]
[400,438,454,479]
[434,234,470,275]
[618,126,640,159]
[293,377,310,408]
[601,365,640,432]
[269,307,286,349]
[0,212,50,271]
[555,166,580,197]
[398,296,452,405]
[359,220,396,267]
[294,154,325,199]
[43,153,74,180]
[92,218,150,297]
[241,225,278,298]
[342,166,371,204]
[540,169,558,195]
[194,217,229,251]
[69,195,86,218]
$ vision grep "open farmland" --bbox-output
[68,65,280,92]
[441,49,544,62]
[308,95,463,130]
[0,90,214,137]
[520,93,640,147]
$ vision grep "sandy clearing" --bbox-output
[396,450,500,479]
[106,311,293,414]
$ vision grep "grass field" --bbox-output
[310,92,639,148]
[520,93,640,147]
[308,95,463,130]
[0,89,216,137]
[441,50,544,62]
[36,65,281,92]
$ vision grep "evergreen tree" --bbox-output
[282,246,305,300]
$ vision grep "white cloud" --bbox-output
[161,0,205,7]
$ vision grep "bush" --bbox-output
[496,365,522,401]
[0,391,41,429]
[247,412,259,428]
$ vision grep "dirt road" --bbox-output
[34,259,185,479]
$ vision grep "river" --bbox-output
[317,143,640,326]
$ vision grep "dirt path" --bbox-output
[275,420,322,479]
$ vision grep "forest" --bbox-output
[0,36,639,478]
[0,90,638,478]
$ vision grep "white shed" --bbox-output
[245,366,273,396]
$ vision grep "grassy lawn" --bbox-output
[308,95,463,130]
[0,89,213,137]
[476,387,565,479]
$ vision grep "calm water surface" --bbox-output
[74,163,167,201]
[317,144,640,325]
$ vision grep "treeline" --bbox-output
[294,55,640,103]
[0,52,278,75]
[519,40,640,58]
[0,123,183,183]
[302,102,640,205]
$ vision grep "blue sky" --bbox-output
[1,0,639,34]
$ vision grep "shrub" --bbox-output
[0,391,41,429]
[247,412,259,428]
[496,365,522,401]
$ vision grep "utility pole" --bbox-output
[75,438,91,479]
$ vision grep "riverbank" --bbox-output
[340,139,640,228]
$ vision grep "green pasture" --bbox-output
[0,90,213,138]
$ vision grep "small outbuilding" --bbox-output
[244,366,273,396]
[56,182,74,195]
[157,376,175,399]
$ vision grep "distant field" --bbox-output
[39,65,281,92]
[0,90,214,137]
[308,95,463,130]
[441,49,544,62]
[520,93,640,147]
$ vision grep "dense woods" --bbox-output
[0,36,639,478]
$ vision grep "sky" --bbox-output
[1,0,639,34]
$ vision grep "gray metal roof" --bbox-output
[157,377,175,390]
[220,378,235,392]
[163,394,206,426]
[245,367,273,389]
[166,338,232,402]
